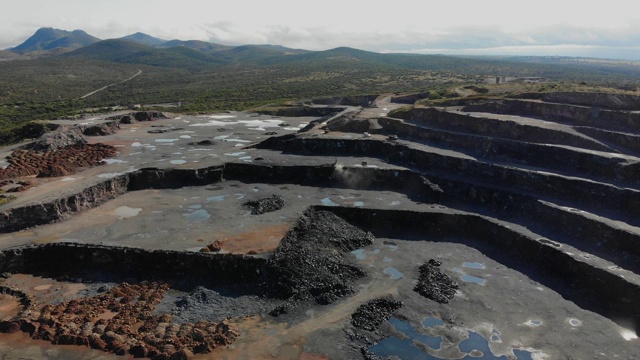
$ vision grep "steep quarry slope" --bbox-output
[1,93,640,359]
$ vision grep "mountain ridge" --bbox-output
[10,27,100,53]
[120,32,166,46]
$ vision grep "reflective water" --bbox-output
[184,209,211,223]
[207,195,226,202]
[383,267,404,279]
[351,249,367,260]
[463,262,486,269]
[461,274,486,285]
[321,198,339,206]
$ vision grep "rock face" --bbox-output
[243,195,285,215]
[264,209,374,309]
[413,259,459,303]
[459,99,640,134]
[532,92,640,110]
[0,243,266,287]
[0,166,225,233]
[390,91,431,104]
[351,297,403,331]
[313,95,378,107]
[325,116,380,133]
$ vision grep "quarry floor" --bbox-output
[0,102,639,359]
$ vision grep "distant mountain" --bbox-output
[11,27,100,54]
[213,44,310,62]
[120,32,166,46]
[157,40,231,53]
[65,39,152,61]
[65,39,226,68]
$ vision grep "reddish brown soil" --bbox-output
[0,179,33,193]
[202,223,292,255]
[0,144,117,180]
[0,282,240,359]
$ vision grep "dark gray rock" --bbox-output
[244,195,285,215]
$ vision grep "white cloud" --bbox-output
[1,0,639,59]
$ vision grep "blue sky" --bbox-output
[2,0,639,59]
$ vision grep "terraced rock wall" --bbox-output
[0,243,265,286]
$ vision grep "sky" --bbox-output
[2,0,640,59]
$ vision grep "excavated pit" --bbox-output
[1,93,640,359]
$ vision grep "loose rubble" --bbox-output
[0,144,116,180]
[264,210,374,311]
[413,259,459,303]
[0,282,239,359]
[351,296,403,331]
[243,194,286,215]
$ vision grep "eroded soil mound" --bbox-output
[413,259,459,303]
[0,282,239,359]
[120,111,169,124]
[265,210,374,309]
[0,143,117,180]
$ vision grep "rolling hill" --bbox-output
[64,39,226,68]
[157,39,231,53]
[1,26,639,132]
[0,49,20,60]
[120,32,166,46]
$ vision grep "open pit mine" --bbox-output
[1,92,640,359]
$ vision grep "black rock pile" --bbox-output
[244,195,285,215]
[188,140,215,146]
[264,210,374,312]
[413,259,459,303]
[351,296,403,331]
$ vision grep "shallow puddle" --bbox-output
[184,209,211,223]
[321,198,339,206]
[383,267,404,279]
[351,249,367,260]
[112,206,142,219]
[461,274,486,285]
[463,262,486,269]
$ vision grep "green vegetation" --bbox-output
[0,121,60,146]
[1,41,639,146]
[0,195,16,205]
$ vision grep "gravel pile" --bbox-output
[351,296,403,331]
[413,259,459,303]
[244,195,285,215]
[264,210,374,311]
